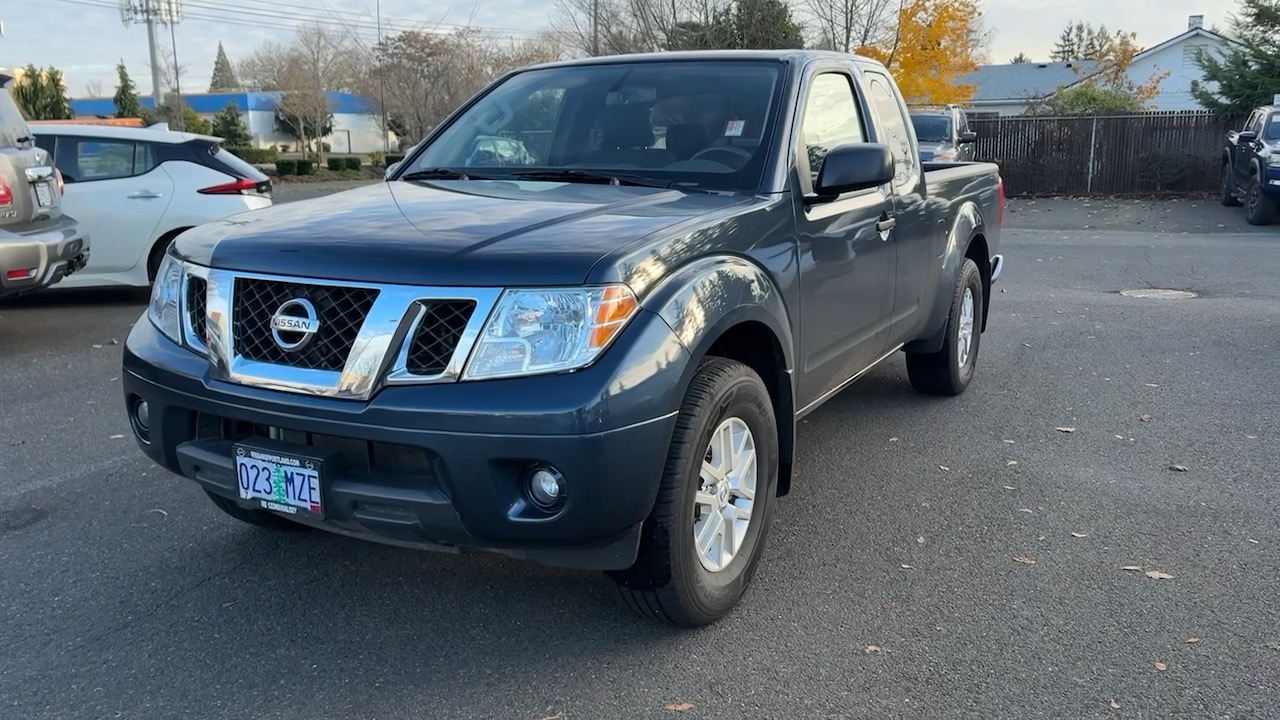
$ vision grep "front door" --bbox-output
[793,64,897,410]
[1234,111,1264,190]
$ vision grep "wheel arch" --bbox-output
[146,226,194,282]
[646,255,797,497]
[904,202,988,353]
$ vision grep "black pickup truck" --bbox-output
[122,49,1005,627]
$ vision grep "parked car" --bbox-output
[909,105,977,162]
[1220,104,1280,225]
[0,73,90,300]
[31,123,272,289]
[121,49,1005,627]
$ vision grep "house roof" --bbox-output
[959,61,1100,103]
[1131,26,1236,61]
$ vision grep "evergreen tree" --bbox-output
[113,60,145,119]
[1192,0,1280,118]
[1010,52,1032,63]
[209,42,240,92]
[211,101,251,145]
[13,64,74,120]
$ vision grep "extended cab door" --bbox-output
[792,63,898,410]
[859,68,935,345]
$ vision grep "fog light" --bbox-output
[136,400,150,431]
[129,396,151,444]
[527,467,564,509]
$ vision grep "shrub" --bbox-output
[227,146,278,164]
[344,157,362,171]
[275,159,297,176]
[327,157,345,172]
[368,151,385,168]
[295,159,314,175]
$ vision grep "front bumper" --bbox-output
[122,312,690,571]
[0,215,90,297]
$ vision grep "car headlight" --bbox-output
[461,285,639,380]
[1267,154,1280,166]
[148,253,184,344]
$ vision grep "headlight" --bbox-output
[148,253,184,344]
[1267,154,1280,166]
[462,285,639,380]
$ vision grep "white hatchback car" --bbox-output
[32,123,273,289]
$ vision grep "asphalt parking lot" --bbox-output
[2,191,1277,720]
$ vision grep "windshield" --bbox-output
[910,114,953,144]
[402,60,786,193]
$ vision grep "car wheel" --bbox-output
[205,490,312,531]
[609,357,779,628]
[1220,163,1242,207]
[1245,175,1277,225]
[905,257,983,396]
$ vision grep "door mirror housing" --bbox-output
[958,131,978,144]
[384,160,403,179]
[1238,131,1258,145]
[812,143,895,199]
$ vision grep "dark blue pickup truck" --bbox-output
[122,49,1005,627]
[1220,104,1280,225]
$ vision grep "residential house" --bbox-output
[959,14,1235,116]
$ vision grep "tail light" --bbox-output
[0,176,12,207]
[997,175,1006,226]
[198,177,266,195]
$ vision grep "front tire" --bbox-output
[205,490,312,531]
[905,257,984,396]
[609,357,779,628]
[1245,175,1278,225]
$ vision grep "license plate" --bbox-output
[34,182,53,208]
[234,444,324,519]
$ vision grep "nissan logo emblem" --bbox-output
[270,298,320,352]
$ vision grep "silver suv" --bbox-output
[0,72,89,299]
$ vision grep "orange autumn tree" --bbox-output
[856,0,984,105]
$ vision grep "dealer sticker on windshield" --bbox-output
[724,119,746,137]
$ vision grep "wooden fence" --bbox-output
[969,112,1238,197]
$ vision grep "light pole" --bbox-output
[119,0,183,114]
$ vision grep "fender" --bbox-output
[902,200,987,355]
[642,254,798,495]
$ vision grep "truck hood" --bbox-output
[173,179,752,287]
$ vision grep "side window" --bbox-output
[799,72,868,183]
[34,134,56,155]
[1247,111,1265,135]
[863,72,919,190]
[58,138,148,182]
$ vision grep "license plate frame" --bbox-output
[34,181,53,208]
[233,443,327,520]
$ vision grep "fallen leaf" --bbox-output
[1122,565,1143,572]
[900,564,914,569]
[1013,555,1036,565]
[1003,485,1017,490]
[1115,435,1125,439]
[916,536,925,544]
[1245,434,1258,440]
[1168,464,1189,472]
[1007,460,1018,466]
[1145,570,1175,580]
[92,344,103,349]
[1186,637,1200,644]
[222,600,237,608]
[147,508,168,517]
[1110,699,1121,710]
[1022,342,1031,348]
[1003,439,1016,444]
[110,338,119,345]
[109,434,125,440]
[1054,427,1076,434]
[939,465,950,471]
[1154,661,1167,671]
[1144,383,1159,387]
[864,645,882,654]
[1139,414,1153,422]
[1071,532,1088,538]
[664,702,695,712]
[1248,539,1259,544]
[1018,508,1034,513]
[889,437,899,442]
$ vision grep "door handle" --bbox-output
[876,217,896,239]
[128,191,162,199]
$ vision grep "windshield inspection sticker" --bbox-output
[724,119,746,137]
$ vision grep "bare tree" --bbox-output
[238,40,295,91]
[804,0,898,52]
[85,79,105,97]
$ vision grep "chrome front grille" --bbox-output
[232,277,379,371]
[405,300,476,376]
[183,266,503,402]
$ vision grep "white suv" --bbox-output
[32,123,273,289]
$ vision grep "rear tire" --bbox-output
[609,357,779,628]
[1245,175,1277,225]
[1220,163,1242,207]
[905,257,983,396]
[205,490,311,531]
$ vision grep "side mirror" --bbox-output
[813,143,894,198]
[1238,131,1258,145]
[959,131,978,144]
[384,160,402,179]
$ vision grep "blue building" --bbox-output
[68,91,393,154]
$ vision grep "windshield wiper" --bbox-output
[506,169,708,192]
[400,168,496,181]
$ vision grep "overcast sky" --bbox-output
[3,0,1234,97]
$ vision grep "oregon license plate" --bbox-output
[34,182,53,208]
[234,445,324,518]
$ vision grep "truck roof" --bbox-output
[521,48,890,73]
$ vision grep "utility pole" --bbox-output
[377,0,388,153]
[591,0,600,56]
[119,0,183,113]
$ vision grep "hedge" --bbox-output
[345,157,362,171]
[275,159,297,176]
[296,159,315,175]
[326,157,346,172]
[227,146,278,164]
